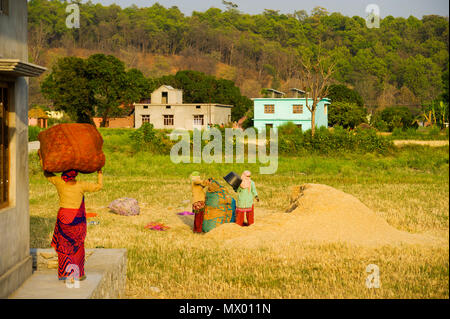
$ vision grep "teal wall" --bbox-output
[253,98,330,131]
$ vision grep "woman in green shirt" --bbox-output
[235,170,259,226]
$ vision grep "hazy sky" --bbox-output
[82,0,449,18]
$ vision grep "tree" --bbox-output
[86,54,150,126]
[300,48,336,136]
[328,101,367,128]
[156,70,252,121]
[42,54,150,125]
[374,106,417,131]
[327,84,364,106]
[41,57,95,124]
[399,54,442,104]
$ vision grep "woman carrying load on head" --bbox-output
[43,167,103,281]
[235,170,259,227]
[190,171,210,233]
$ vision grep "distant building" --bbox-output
[253,88,330,131]
[28,107,48,128]
[134,85,232,130]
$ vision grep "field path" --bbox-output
[393,140,449,147]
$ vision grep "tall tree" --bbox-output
[42,54,150,125]
[41,57,95,124]
[300,48,336,136]
[86,54,150,127]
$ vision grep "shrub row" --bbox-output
[278,123,393,155]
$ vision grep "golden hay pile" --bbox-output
[205,184,443,248]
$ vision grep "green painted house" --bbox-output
[253,89,331,131]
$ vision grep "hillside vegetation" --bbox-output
[28,1,449,111]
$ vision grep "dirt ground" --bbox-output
[393,140,449,147]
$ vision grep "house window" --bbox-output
[162,92,168,104]
[0,84,9,208]
[264,104,275,114]
[163,115,174,126]
[293,105,303,114]
[193,115,204,126]
[166,105,171,109]
[196,105,201,109]
[143,105,148,109]
[141,115,150,124]
[0,0,9,15]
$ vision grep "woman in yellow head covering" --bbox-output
[190,171,210,233]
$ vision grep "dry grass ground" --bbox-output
[28,133,449,299]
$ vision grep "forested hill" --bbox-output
[28,0,449,109]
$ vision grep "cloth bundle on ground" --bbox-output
[145,222,170,231]
[108,197,140,216]
[38,123,105,173]
[202,179,236,233]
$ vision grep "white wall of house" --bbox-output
[213,105,233,126]
[150,85,183,104]
[134,104,232,130]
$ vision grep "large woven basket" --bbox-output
[38,123,105,173]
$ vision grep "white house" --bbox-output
[134,85,233,130]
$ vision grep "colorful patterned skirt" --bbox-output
[51,198,87,280]
[193,201,206,233]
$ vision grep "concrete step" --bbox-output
[28,141,40,153]
[9,248,127,299]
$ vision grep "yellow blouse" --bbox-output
[191,178,209,204]
[47,173,103,209]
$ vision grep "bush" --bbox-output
[28,126,44,141]
[372,106,417,132]
[130,123,173,153]
[277,123,393,155]
[327,84,364,107]
[328,101,368,129]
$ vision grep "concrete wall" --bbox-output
[93,115,134,128]
[0,0,32,298]
[108,115,134,128]
[212,105,232,126]
[0,0,27,61]
[253,98,329,131]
